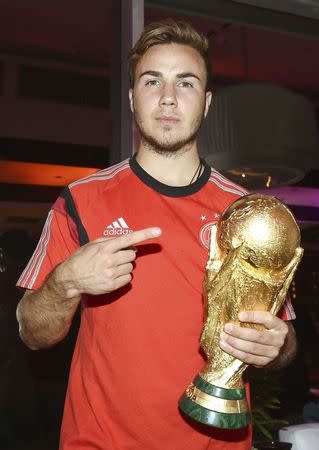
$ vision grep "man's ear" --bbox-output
[204,91,213,118]
[129,89,134,112]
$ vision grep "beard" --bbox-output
[133,107,206,157]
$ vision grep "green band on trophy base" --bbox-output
[193,376,246,400]
[179,377,250,429]
[179,395,251,429]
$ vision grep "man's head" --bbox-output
[128,19,212,156]
[128,18,212,91]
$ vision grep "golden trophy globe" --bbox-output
[179,193,303,429]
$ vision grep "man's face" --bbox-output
[129,43,212,154]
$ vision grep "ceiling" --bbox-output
[0,0,319,95]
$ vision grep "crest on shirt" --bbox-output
[199,220,218,249]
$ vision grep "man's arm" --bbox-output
[16,272,81,350]
[220,311,297,370]
[16,227,161,350]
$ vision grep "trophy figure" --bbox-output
[179,193,303,429]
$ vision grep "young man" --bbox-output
[16,19,296,450]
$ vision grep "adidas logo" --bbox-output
[103,217,133,236]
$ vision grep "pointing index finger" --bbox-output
[108,227,162,252]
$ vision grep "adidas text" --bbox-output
[103,228,133,236]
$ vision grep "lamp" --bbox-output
[198,83,319,189]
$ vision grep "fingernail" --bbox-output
[220,340,227,349]
[224,323,232,333]
[151,227,161,237]
[239,312,247,321]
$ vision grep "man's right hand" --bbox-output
[17,227,162,349]
[55,227,162,298]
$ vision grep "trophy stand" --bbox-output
[180,374,250,428]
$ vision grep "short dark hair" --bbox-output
[128,18,212,90]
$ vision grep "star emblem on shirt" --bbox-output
[214,213,220,219]
[200,215,207,221]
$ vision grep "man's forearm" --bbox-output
[16,264,81,350]
[265,321,297,370]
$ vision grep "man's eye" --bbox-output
[179,81,193,88]
[146,79,160,86]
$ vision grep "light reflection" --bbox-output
[247,217,271,243]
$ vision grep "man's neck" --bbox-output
[135,145,202,187]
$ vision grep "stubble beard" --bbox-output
[134,107,206,157]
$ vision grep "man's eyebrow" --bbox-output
[139,70,162,79]
[176,72,201,81]
[138,71,201,81]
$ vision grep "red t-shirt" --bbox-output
[17,156,295,450]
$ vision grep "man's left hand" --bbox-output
[220,311,289,368]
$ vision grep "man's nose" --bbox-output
[159,84,177,107]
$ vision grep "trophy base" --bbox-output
[179,375,251,429]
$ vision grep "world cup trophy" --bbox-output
[179,193,303,429]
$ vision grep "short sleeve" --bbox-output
[16,196,80,290]
[278,294,296,321]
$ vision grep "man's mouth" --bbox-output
[156,116,180,126]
